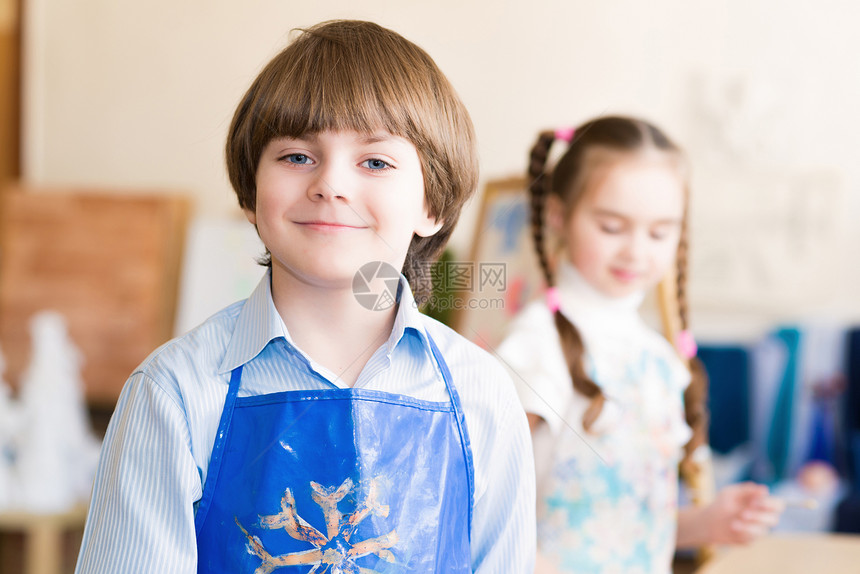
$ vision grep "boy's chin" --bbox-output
[272,264,355,291]
[272,260,404,295]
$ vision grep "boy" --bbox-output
[76,20,535,573]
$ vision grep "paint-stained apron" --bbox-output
[195,334,474,573]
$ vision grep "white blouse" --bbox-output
[497,261,692,574]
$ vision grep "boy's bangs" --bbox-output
[261,33,428,141]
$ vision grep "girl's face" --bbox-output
[556,155,685,298]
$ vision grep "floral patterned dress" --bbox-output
[498,262,692,574]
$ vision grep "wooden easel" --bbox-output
[0,186,190,405]
[0,186,190,574]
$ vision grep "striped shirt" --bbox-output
[75,271,535,573]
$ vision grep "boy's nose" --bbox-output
[307,162,352,202]
[307,179,335,201]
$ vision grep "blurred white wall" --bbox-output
[21,0,860,334]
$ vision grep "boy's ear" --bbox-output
[414,214,444,238]
[243,207,257,225]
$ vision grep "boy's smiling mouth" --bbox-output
[295,220,367,232]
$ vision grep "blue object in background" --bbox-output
[834,328,860,533]
[766,328,802,483]
[491,199,528,254]
[806,392,838,466]
[697,346,751,455]
[845,328,860,492]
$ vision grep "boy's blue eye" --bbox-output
[285,153,311,164]
[362,158,391,170]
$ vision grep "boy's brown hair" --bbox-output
[226,20,478,296]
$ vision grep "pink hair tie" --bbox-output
[545,287,561,313]
[677,330,698,359]
[554,127,575,143]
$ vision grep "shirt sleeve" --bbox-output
[75,371,202,574]
[470,398,536,573]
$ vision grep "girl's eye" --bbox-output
[362,158,391,171]
[283,153,312,165]
[650,225,677,240]
[600,224,623,234]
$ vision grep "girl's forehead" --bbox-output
[581,157,685,219]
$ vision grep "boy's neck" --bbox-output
[269,271,398,387]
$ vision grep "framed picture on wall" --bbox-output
[449,176,547,350]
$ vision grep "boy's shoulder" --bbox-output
[418,313,518,402]
[131,299,247,389]
[418,313,532,499]
[419,313,500,366]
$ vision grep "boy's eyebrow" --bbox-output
[275,133,395,145]
[356,132,396,145]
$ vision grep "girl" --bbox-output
[497,116,783,573]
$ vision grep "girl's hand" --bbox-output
[704,482,785,545]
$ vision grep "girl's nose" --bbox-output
[621,230,647,260]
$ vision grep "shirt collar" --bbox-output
[218,270,431,375]
[556,260,645,324]
[218,269,287,374]
[388,275,432,355]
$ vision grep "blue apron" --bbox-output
[194,335,474,573]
